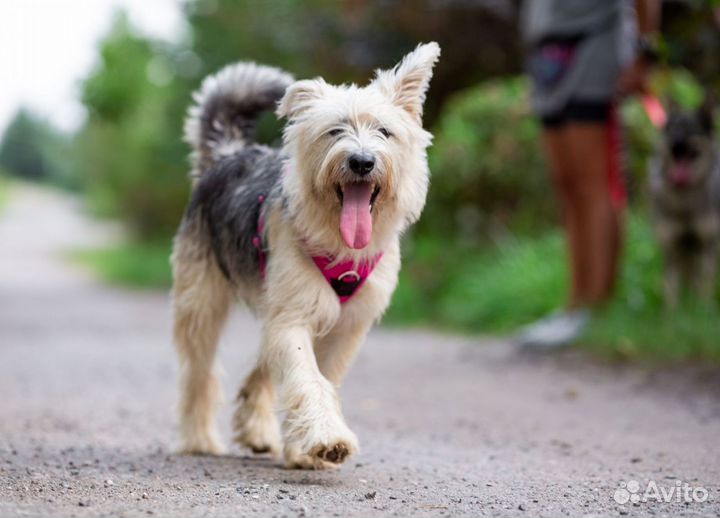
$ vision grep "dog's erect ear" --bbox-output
[276,79,327,119]
[372,42,441,122]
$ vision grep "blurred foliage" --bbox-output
[422,77,551,242]
[70,241,173,289]
[421,68,708,242]
[661,0,720,89]
[1,0,717,241]
[185,0,522,123]
[0,109,76,188]
[74,13,191,238]
[42,0,720,241]
[387,214,720,362]
[3,0,717,358]
[69,0,521,239]
[0,172,9,211]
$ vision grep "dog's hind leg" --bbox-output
[695,244,718,304]
[232,365,282,455]
[663,249,681,310]
[172,235,233,455]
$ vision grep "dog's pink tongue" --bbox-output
[340,183,373,249]
[670,162,692,186]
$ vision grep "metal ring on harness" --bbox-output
[337,270,361,283]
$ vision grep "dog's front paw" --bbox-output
[283,418,358,469]
[284,439,357,469]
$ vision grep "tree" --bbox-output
[0,108,63,181]
[75,12,191,238]
[185,0,522,124]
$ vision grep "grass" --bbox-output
[387,214,720,362]
[70,214,720,362]
[0,173,11,211]
[71,240,173,290]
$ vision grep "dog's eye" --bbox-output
[378,127,392,138]
[327,128,343,137]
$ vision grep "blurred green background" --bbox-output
[2,0,719,361]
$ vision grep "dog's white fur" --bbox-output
[172,43,440,469]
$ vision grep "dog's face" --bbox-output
[660,99,716,190]
[278,43,440,250]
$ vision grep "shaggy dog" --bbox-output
[648,95,720,307]
[171,43,440,469]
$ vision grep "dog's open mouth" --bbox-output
[335,183,380,249]
[669,160,693,187]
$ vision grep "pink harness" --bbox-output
[251,194,381,304]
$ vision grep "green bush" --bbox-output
[74,14,191,239]
[388,215,720,362]
[70,241,173,289]
[389,71,720,361]
[422,77,553,242]
[422,71,706,241]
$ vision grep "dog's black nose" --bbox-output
[348,154,375,176]
[671,140,697,161]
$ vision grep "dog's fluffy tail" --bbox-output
[184,62,294,174]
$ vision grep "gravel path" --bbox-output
[1,184,719,517]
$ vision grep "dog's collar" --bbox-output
[253,195,382,303]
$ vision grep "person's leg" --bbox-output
[514,123,596,349]
[561,121,621,307]
[542,126,588,308]
[518,24,627,348]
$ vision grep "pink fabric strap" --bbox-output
[252,194,381,303]
[311,253,382,303]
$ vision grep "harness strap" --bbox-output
[311,253,382,304]
[252,194,381,303]
[251,195,267,276]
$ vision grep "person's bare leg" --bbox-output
[542,128,588,308]
[516,124,606,348]
[542,122,621,308]
[563,122,620,306]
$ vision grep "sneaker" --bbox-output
[513,308,590,350]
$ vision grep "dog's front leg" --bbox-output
[315,320,372,386]
[260,322,358,469]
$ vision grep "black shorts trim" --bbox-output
[541,100,611,128]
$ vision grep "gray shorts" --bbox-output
[527,20,632,124]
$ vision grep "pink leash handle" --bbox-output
[641,94,667,129]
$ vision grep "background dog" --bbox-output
[648,94,720,307]
[171,43,440,469]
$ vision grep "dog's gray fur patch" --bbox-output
[178,63,292,283]
[183,146,284,282]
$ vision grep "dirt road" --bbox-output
[1,184,719,517]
